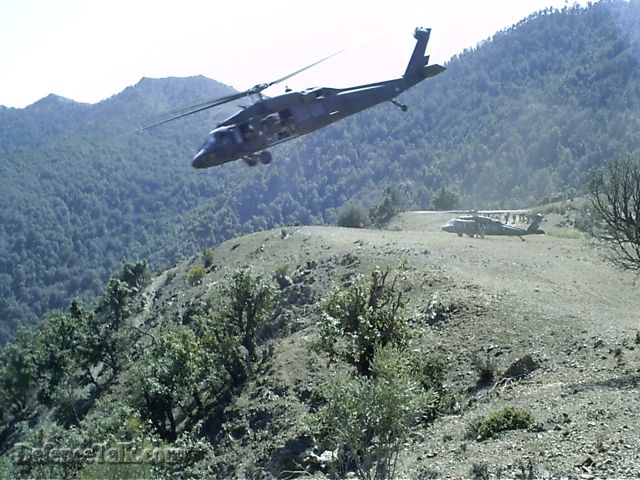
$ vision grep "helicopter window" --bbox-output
[231,127,243,144]
[279,109,293,124]
[201,133,216,150]
[238,122,254,141]
[213,130,232,147]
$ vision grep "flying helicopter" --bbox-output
[441,213,545,240]
[140,27,444,168]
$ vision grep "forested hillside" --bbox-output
[1,0,640,343]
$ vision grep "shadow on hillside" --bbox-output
[568,372,640,393]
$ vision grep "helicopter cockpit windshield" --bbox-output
[192,128,236,168]
[200,128,233,152]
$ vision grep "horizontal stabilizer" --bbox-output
[423,64,446,78]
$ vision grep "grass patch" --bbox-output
[545,227,582,239]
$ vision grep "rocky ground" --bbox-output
[137,210,640,478]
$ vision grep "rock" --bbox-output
[305,449,337,472]
[275,274,293,289]
[577,456,595,468]
[318,450,335,464]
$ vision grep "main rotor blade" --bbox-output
[265,48,345,90]
[137,91,248,132]
[137,46,345,131]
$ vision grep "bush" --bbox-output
[118,261,151,291]
[187,265,206,286]
[470,462,490,480]
[431,186,459,211]
[132,327,207,441]
[274,263,289,277]
[471,353,497,387]
[218,267,276,359]
[313,346,433,480]
[407,351,455,420]
[318,267,409,376]
[202,248,215,268]
[337,203,371,228]
[370,187,402,226]
[471,406,534,440]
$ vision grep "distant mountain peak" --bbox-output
[26,93,88,110]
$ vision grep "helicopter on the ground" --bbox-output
[442,213,545,240]
[140,28,444,168]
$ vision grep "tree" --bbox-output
[431,186,460,211]
[117,261,150,292]
[587,156,640,270]
[0,330,38,414]
[133,328,206,441]
[370,187,402,226]
[219,268,276,360]
[31,312,83,406]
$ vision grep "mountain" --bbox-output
[1,0,640,343]
[1,211,639,477]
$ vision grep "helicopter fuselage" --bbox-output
[191,28,444,168]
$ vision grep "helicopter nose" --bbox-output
[192,148,210,169]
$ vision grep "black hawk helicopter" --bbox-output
[442,213,545,240]
[140,27,444,168]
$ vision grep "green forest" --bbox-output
[1,0,640,343]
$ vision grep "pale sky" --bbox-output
[0,0,587,108]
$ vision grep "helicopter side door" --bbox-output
[237,122,269,153]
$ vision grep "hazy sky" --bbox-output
[0,0,588,108]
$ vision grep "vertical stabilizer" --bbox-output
[526,213,544,234]
[404,28,431,76]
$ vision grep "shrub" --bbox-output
[470,462,490,480]
[165,268,177,284]
[407,351,455,420]
[118,261,150,291]
[472,406,534,440]
[318,267,409,376]
[430,186,459,211]
[219,267,276,359]
[471,353,497,387]
[132,328,207,441]
[274,263,289,277]
[337,202,371,228]
[370,187,402,226]
[187,265,206,286]
[202,248,215,268]
[313,346,433,480]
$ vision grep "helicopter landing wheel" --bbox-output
[243,155,258,167]
[259,151,272,165]
[390,99,408,112]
